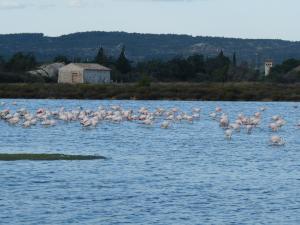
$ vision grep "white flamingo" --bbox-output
[225,129,233,140]
[246,125,253,134]
[8,116,20,125]
[215,107,222,113]
[23,120,31,128]
[41,119,56,126]
[269,123,279,132]
[161,121,170,129]
[220,114,229,128]
[143,118,153,125]
[192,108,201,113]
[270,135,285,146]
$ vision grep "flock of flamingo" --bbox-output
[0,101,299,146]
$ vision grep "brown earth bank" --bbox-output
[0,82,299,101]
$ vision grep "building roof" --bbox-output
[28,63,65,77]
[71,63,111,71]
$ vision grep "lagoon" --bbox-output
[0,99,299,224]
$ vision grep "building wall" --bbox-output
[83,70,111,84]
[58,66,84,84]
[265,62,273,76]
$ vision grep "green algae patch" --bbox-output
[0,154,106,161]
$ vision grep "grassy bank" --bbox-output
[0,153,106,161]
[0,82,299,101]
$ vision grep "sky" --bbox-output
[0,0,299,41]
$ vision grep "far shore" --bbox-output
[0,82,299,101]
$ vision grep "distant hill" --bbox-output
[1,31,300,65]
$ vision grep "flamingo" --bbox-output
[143,118,153,125]
[0,109,10,117]
[192,108,201,113]
[166,115,174,120]
[246,125,253,134]
[81,119,92,127]
[4,113,13,120]
[30,118,37,125]
[176,114,183,121]
[111,105,121,111]
[23,120,31,128]
[269,123,279,132]
[171,108,179,113]
[36,108,45,114]
[183,115,193,123]
[272,115,281,121]
[219,114,229,128]
[276,119,286,127]
[192,113,200,120]
[270,135,285,146]
[161,121,170,129]
[41,119,56,126]
[254,112,261,118]
[210,112,217,119]
[225,129,233,140]
[215,107,222,113]
[229,123,240,132]
[8,116,20,125]
[91,118,99,126]
[112,115,122,123]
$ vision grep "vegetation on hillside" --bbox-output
[1,31,300,64]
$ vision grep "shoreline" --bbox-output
[0,82,299,101]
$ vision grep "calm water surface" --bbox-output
[0,99,299,225]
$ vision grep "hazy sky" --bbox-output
[0,0,299,40]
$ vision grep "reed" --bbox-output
[0,82,299,101]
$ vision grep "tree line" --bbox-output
[82,48,261,83]
[0,47,300,83]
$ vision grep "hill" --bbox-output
[1,31,300,65]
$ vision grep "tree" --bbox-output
[95,46,108,65]
[168,57,195,81]
[232,52,237,67]
[116,46,131,74]
[0,56,5,71]
[73,57,82,63]
[187,54,205,74]
[268,58,300,83]
[205,51,231,82]
[5,52,37,72]
[270,58,300,74]
[53,55,70,64]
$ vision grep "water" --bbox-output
[0,99,299,225]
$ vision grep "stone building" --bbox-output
[28,63,65,79]
[58,63,111,84]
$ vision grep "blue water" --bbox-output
[0,99,300,225]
